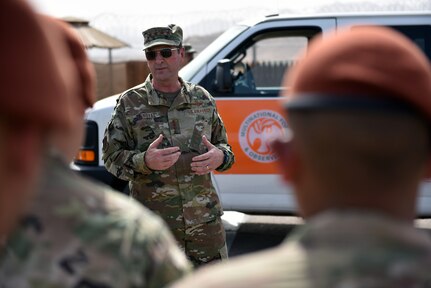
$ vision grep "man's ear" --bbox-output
[271,137,300,183]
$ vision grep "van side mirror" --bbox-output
[214,59,233,93]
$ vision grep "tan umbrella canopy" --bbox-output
[62,16,129,94]
[62,16,128,49]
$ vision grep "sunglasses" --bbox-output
[145,48,179,60]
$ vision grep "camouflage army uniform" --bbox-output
[169,211,431,288]
[0,153,191,288]
[102,74,235,266]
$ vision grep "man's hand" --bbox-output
[191,135,224,175]
[144,134,181,171]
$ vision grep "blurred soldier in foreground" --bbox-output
[103,24,234,267]
[0,0,73,247]
[0,16,191,287]
[169,26,431,287]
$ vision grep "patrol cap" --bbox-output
[283,26,431,123]
[142,24,183,50]
[184,43,196,54]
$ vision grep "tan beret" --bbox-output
[284,26,431,121]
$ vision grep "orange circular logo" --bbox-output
[239,110,288,163]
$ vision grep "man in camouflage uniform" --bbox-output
[0,16,191,287]
[169,26,431,287]
[103,24,234,267]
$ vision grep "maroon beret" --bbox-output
[0,0,75,129]
[42,16,96,108]
[284,26,431,121]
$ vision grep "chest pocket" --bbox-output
[130,109,170,151]
[169,106,214,154]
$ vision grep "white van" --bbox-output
[73,12,431,215]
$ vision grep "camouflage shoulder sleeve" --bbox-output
[0,161,192,288]
[76,185,193,287]
[129,200,193,287]
[102,94,153,181]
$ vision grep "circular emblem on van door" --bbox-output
[239,110,289,163]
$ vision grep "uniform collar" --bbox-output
[145,74,192,108]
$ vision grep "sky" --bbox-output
[26,0,431,62]
[26,0,430,34]
[26,0,342,61]
[27,0,338,19]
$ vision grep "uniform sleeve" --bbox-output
[210,101,235,172]
[102,96,153,181]
[145,222,193,288]
[127,206,192,288]
[106,193,192,288]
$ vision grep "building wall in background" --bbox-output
[92,61,150,100]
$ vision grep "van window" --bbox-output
[235,36,307,96]
[203,28,321,97]
[352,25,431,61]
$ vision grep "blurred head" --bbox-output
[182,43,196,67]
[273,26,431,220]
[0,0,76,238]
[40,16,96,162]
[142,24,184,86]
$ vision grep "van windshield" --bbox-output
[180,25,249,81]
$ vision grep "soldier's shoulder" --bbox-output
[45,164,163,232]
[6,157,187,286]
[184,81,215,103]
[94,180,169,233]
[99,185,162,223]
[49,173,173,250]
[117,82,151,105]
[69,174,159,221]
[170,241,309,288]
[184,81,209,94]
